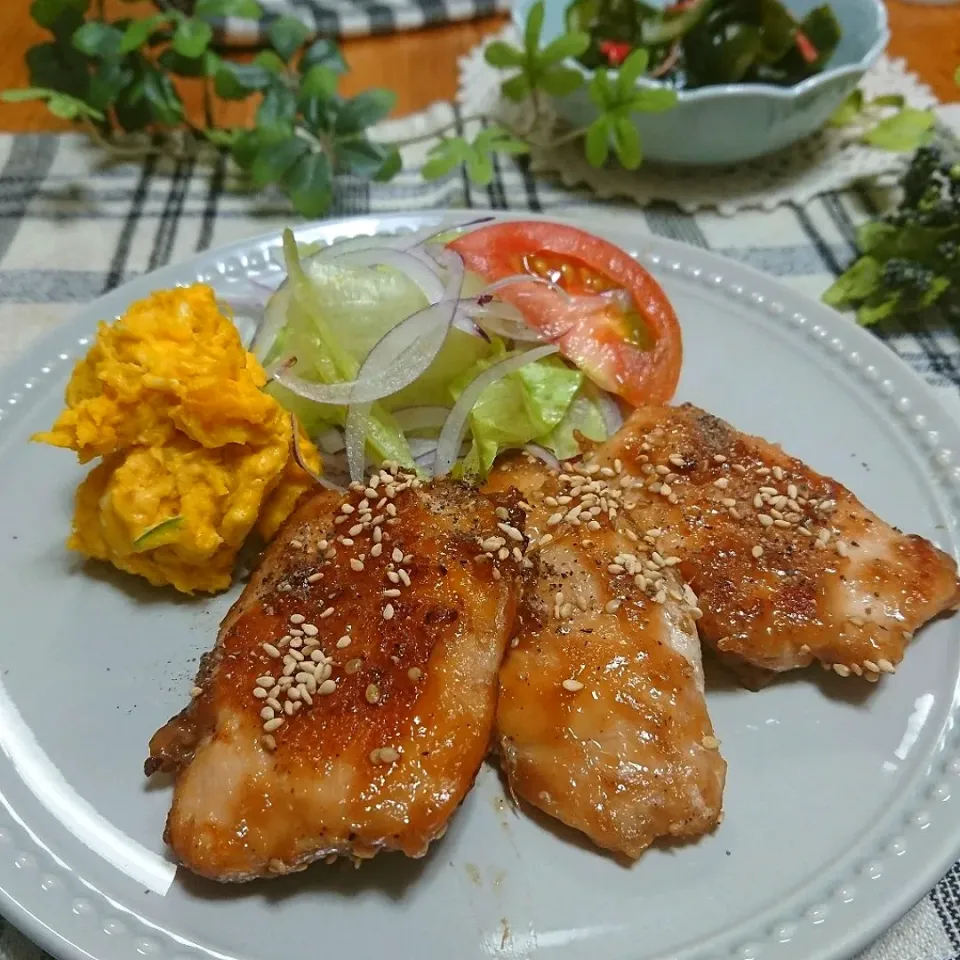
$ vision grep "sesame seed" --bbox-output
[383,588,401,598]
[833,663,851,677]
[256,676,275,688]
[605,599,621,613]
[773,519,791,529]
[383,604,395,620]
[398,569,411,587]
[370,543,383,558]
[772,466,784,481]
[336,636,351,649]
[340,504,355,515]
[408,667,422,681]
[495,507,510,521]
[713,454,727,463]
[498,522,524,542]
[263,643,281,658]
[340,538,354,547]
[758,514,774,527]
[877,658,895,674]
[608,563,625,575]
[547,512,564,527]
[348,523,363,537]
[561,679,584,692]
[752,545,764,558]
[302,624,318,637]
[668,454,685,468]
[366,683,381,703]
[713,477,729,489]
[701,735,720,749]
[392,548,404,563]
[260,706,275,721]
[318,679,337,695]
[492,568,502,581]
[253,688,269,700]
[350,558,364,572]
[289,614,305,625]
[379,747,400,763]
[263,717,284,733]
[307,572,323,584]
[387,570,400,584]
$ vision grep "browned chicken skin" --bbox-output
[146,469,522,880]
[595,404,960,680]
[485,456,725,859]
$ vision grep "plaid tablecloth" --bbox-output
[214,0,510,42]
[0,126,958,960]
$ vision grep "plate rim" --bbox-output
[0,209,959,960]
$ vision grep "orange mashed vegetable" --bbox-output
[34,284,321,594]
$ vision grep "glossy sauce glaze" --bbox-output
[147,471,522,880]
[596,404,960,680]
[486,456,725,859]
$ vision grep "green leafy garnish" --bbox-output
[823,144,960,326]
[828,90,935,153]
[133,517,184,552]
[485,0,589,103]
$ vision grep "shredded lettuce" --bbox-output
[451,340,602,478]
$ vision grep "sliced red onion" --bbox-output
[433,345,560,478]
[274,297,463,406]
[457,300,544,342]
[479,274,573,303]
[251,285,290,361]
[344,404,368,484]
[523,443,561,472]
[408,437,439,460]
[393,406,452,432]
[343,251,467,481]
[324,247,445,304]
[291,420,343,492]
[397,217,495,251]
[594,391,625,436]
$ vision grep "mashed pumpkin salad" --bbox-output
[34,284,321,594]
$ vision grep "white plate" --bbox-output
[1,211,959,960]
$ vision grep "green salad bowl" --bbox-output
[514,0,889,165]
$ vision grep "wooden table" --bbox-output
[0,0,956,131]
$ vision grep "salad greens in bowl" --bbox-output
[516,0,889,165]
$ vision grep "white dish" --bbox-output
[0,211,959,960]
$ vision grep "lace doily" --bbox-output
[457,26,942,214]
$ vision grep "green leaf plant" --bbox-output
[2,0,678,217]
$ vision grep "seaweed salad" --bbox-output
[566,0,842,89]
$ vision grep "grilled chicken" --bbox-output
[595,404,960,681]
[146,469,522,881]
[485,456,725,859]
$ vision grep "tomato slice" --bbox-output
[449,221,682,407]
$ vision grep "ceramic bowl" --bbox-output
[514,0,889,165]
